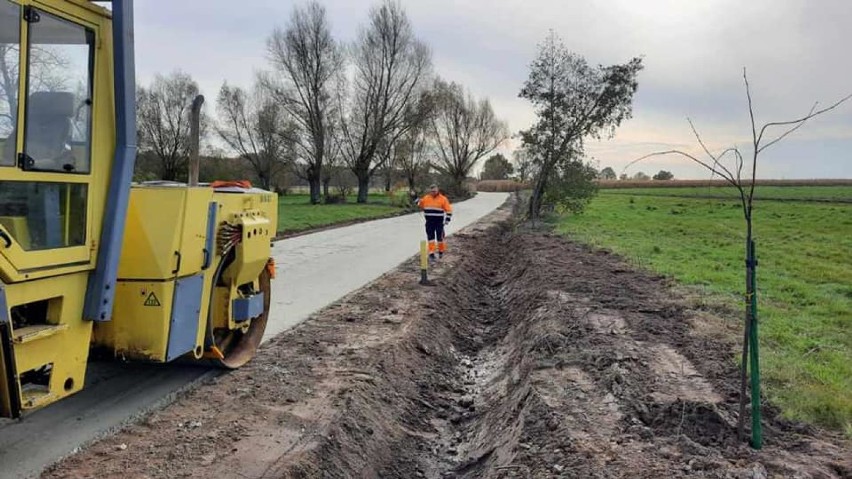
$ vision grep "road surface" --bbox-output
[0,192,509,479]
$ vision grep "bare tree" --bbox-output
[397,124,430,191]
[320,123,344,198]
[626,68,852,449]
[1,42,71,165]
[430,78,508,193]
[393,89,435,191]
[377,138,398,192]
[136,71,204,181]
[340,0,431,203]
[320,152,336,198]
[0,45,19,134]
[266,1,344,204]
[216,81,296,191]
[1,45,69,111]
[0,44,19,163]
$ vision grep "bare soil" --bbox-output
[43,199,850,478]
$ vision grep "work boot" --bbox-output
[429,253,436,263]
[438,252,444,259]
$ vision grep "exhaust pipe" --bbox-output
[188,94,204,187]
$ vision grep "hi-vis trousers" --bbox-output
[425,217,446,255]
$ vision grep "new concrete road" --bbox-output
[0,192,509,479]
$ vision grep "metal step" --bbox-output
[12,324,69,344]
[21,383,54,410]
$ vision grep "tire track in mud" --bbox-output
[44,200,851,479]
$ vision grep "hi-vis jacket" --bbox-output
[418,193,453,221]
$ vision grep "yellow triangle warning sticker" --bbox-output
[144,292,161,307]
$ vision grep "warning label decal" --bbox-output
[144,292,161,307]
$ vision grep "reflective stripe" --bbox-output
[424,213,444,217]
[423,207,444,213]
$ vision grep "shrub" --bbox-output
[389,188,417,208]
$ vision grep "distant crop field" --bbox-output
[556,186,852,434]
[477,180,530,192]
[602,185,852,202]
[597,178,852,189]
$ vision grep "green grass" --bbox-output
[555,191,852,434]
[277,194,402,233]
[601,186,852,201]
[278,193,392,206]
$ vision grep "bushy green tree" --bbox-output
[519,31,642,218]
[599,166,616,179]
[480,153,513,180]
[543,157,598,214]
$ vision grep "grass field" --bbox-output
[555,186,852,435]
[277,194,403,234]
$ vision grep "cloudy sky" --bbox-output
[134,0,852,179]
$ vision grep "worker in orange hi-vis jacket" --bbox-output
[415,183,453,261]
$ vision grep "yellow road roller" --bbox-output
[0,0,277,418]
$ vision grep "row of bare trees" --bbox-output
[134,0,508,203]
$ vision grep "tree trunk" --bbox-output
[356,172,370,203]
[747,237,762,449]
[258,172,271,191]
[385,168,392,192]
[322,177,330,198]
[528,170,548,219]
[407,174,416,191]
[308,177,322,204]
[452,172,467,197]
[162,163,177,182]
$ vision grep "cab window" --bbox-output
[0,4,91,251]
[0,181,87,249]
[22,7,94,173]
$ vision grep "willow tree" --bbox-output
[519,31,642,218]
[136,71,205,181]
[430,78,508,194]
[216,82,296,190]
[340,0,431,203]
[266,1,344,204]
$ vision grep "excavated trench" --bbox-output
[44,205,851,478]
[264,220,849,478]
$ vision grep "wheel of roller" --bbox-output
[210,267,271,369]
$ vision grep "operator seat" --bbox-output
[23,91,76,172]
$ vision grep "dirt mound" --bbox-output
[44,201,850,478]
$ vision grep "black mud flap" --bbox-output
[0,322,22,418]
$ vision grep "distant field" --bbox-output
[277,194,402,234]
[477,179,530,192]
[555,187,852,435]
[602,185,852,202]
[597,179,852,189]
